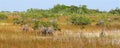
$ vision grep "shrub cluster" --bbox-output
[70,15,91,25]
[0,13,7,20]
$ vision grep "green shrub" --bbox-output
[33,21,51,29]
[70,15,91,25]
[13,18,20,24]
[40,21,51,27]
[32,20,40,30]
[0,13,7,20]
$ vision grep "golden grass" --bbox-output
[0,31,120,48]
[0,16,120,48]
[0,23,120,48]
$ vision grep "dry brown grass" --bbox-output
[0,31,120,48]
[0,23,120,48]
[0,16,120,48]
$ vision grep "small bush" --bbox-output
[70,15,91,25]
[13,18,20,24]
[40,21,51,27]
[0,13,7,20]
[32,20,40,30]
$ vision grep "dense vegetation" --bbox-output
[0,13,7,20]
[0,4,120,30]
[0,4,120,48]
[70,15,91,25]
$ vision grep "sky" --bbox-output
[0,0,120,11]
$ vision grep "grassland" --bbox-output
[0,15,120,48]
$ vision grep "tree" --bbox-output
[50,4,69,13]
[109,7,120,14]
[78,5,90,14]
[67,5,79,13]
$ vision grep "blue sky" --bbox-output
[0,0,120,11]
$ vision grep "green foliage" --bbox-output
[50,4,69,13]
[32,19,59,30]
[109,7,120,14]
[32,18,56,30]
[21,13,42,19]
[50,20,59,30]
[32,20,40,30]
[21,8,50,19]
[40,21,51,27]
[96,15,113,28]
[70,15,91,25]
[67,5,79,13]
[13,17,30,25]
[13,18,20,24]
[50,4,101,14]
[78,5,89,14]
[0,13,7,20]
[33,21,52,30]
